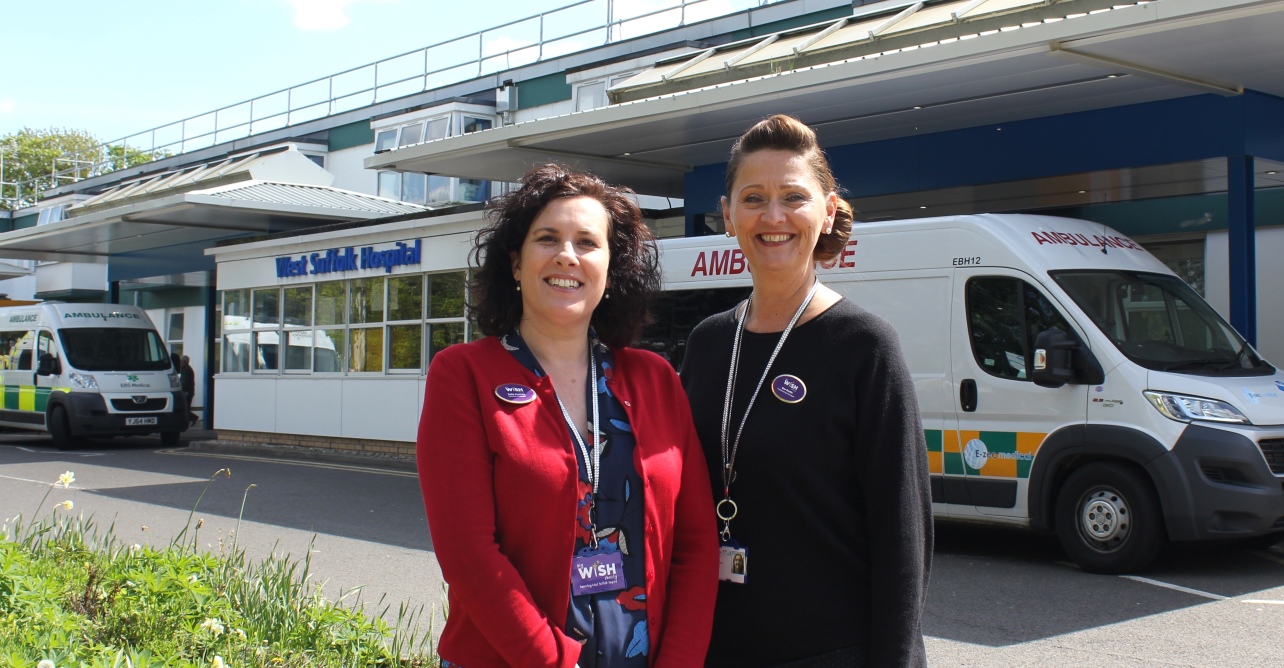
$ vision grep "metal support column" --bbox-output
[1227,155,1257,346]
[203,281,217,429]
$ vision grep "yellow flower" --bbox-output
[201,617,225,636]
[211,656,225,668]
[57,500,73,511]
[233,628,247,640]
[57,471,75,487]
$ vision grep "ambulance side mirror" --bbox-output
[36,352,60,377]
[1032,329,1078,389]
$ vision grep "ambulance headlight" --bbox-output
[69,371,98,390]
[1143,391,1250,424]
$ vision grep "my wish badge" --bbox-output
[494,384,537,405]
[570,549,627,596]
[771,374,806,404]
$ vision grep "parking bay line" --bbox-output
[1123,575,1284,606]
[158,447,418,478]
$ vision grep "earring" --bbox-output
[605,292,611,299]
[516,283,521,292]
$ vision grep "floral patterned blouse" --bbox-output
[503,330,649,667]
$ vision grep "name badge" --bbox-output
[571,550,627,596]
[719,541,748,584]
[495,384,536,404]
[771,374,806,404]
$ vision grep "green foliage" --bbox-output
[0,471,439,667]
[0,127,169,209]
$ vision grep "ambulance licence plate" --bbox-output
[126,417,157,426]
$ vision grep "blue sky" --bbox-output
[0,0,603,142]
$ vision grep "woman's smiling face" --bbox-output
[722,149,836,278]
[511,196,611,334]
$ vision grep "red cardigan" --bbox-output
[417,337,718,667]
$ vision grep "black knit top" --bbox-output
[680,298,932,667]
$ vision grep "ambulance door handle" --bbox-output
[960,379,978,412]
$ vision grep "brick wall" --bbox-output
[215,430,415,458]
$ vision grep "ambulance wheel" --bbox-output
[160,431,181,447]
[1055,462,1165,574]
[49,405,76,451]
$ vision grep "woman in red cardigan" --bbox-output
[417,165,718,668]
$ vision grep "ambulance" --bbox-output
[0,303,186,449]
[647,214,1284,573]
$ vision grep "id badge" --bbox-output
[718,541,748,584]
[571,549,627,596]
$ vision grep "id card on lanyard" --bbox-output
[716,280,819,583]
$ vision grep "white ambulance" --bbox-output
[0,303,186,449]
[648,214,1284,573]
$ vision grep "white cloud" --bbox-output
[0,99,13,114]
[286,0,359,31]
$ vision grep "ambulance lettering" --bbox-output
[1031,230,1143,251]
[690,249,749,277]
[819,240,858,270]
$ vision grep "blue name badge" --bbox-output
[570,550,627,596]
[771,374,806,403]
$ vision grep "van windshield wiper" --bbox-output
[1160,358,1236,372]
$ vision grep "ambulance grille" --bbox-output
[110,398,168,412]
[1259,438,1284,475]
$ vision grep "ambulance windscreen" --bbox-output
[58,328,172,372]
[1051,271,1273,376]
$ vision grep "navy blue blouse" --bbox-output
[502,331,649,667]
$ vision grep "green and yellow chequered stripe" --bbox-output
[2,385,55,412]
[925,429,1045,479]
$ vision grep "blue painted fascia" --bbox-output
[684,91,1284,218]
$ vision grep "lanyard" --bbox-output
[553,344,602,548]
[717,279,819,541]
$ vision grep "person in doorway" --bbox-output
[680,115,933,667]
[416,164,718,667]
[180,355,197,427]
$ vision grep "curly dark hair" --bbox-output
[725,114,854,263]
[469,164,661,348]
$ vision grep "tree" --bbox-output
[0,127,168,210]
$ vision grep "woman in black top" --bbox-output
[680,115,932,667]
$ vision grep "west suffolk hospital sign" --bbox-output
[275,240,422,278]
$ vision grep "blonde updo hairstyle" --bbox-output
[724,114,855,263]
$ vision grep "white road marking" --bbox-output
[1120,575,1228,600]
[158,448,417,478]
[13,446,104,456]
[0,473,66,487]
[1241,599,1284,605]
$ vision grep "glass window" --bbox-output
[966,277,1074,381]
[399,122,424,147]
[283,286,313,327]
[304,154,326,168]
[458,179,489,203]
[428,175,452,204]
[284,331,313,371]
[429,322,465,362]
[223,334,251,373]
[575,81,607,112]
[223,289,250,328]
[425,117,449,141]
[966,278,1027,381]
[0,330,33,370]
[463,116,492,134]
[168,313,184,341]
[403,173,427,205]
[314,328,346,373]
[252,289,280,329]
[59,329,170,371]
[375,129,398,152]
[389,324,423,370]
[316,281,346,326]
[350,277,385,324]
[1053,270,1270,375]
[389,275,424,321]
[378,171,401,200]
[349,327,384,372]
[428,272,466,318]
[254,331,279,371]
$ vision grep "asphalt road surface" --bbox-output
[2,433,1281,666]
